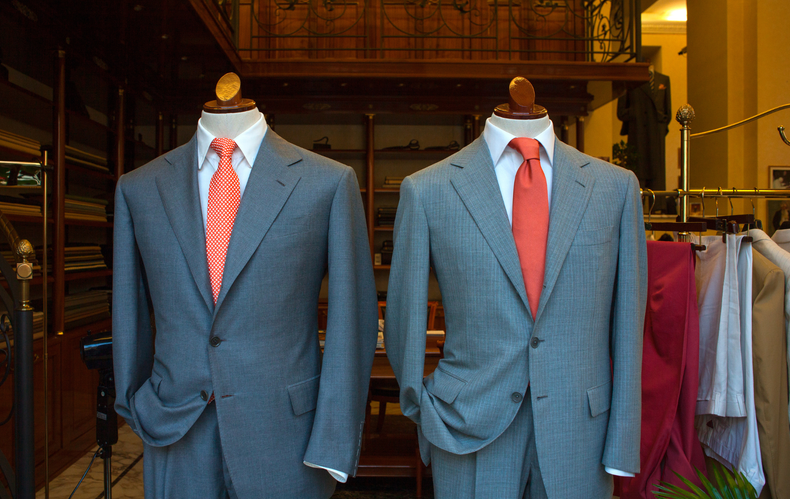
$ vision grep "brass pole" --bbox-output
[676,105,695,241]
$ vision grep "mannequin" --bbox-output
[385,76,647,499]
[112,72,378,498]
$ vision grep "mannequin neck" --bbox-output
[200,108,262,139]
[489,113,551,139]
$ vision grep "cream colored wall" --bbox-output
[584,32,687,192]
[688,0,790,220]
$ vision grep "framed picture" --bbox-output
[769,166,790,189]
[767,200,790,235]
[689,202,703,217]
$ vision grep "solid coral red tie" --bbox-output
[509,138,549,320]
[206,138,241,304]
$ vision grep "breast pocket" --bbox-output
[266,215,311,240]
[572,227,613,247]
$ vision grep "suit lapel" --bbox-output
[450,138,530,313]
[155,134,214,313]
[213,130,302,317]
[534,141,595,323]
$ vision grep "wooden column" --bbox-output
[464,116,473,145]
[115,88,125,179]
[472,115,481,140]
[170,115,178,150]
[576,116,585,152]
[560,116,569,144]
[365,114,375,258]
[53,49,67,335]
[156,112,164,156]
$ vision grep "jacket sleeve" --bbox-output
[112,176,155,434]
[603,171,647,473]
[302,167,378,477]
[384,176,430,425]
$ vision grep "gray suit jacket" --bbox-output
[113,131,378,498]
[385,137,647,498]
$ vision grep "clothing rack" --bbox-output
[640,102,790,242]
[0,154,49,499]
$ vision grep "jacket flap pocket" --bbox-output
[426,366,467,404]
[288,374,321,416]
[573,227,613,246]
[587,380,612,418]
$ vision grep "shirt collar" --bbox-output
[196,113,268,169]
[482,116,555,167]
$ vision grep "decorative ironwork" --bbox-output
[234,0,638,61]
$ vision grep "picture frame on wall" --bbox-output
[689,202,703,217]
[769,166,790,189]
[767,200,790,235]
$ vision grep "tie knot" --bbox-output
[210,137,237,159]
[508,137,541,162]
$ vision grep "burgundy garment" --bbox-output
[617,241,707,498]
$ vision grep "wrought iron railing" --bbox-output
[226,0,640,62]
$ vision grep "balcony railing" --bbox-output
[213,0,640,63]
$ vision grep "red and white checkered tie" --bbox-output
[206,138,241,304]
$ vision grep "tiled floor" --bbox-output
[37,424,144,499]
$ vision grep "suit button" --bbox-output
[200,390,208,401]
[210,336,222,347]
[511,392,522,403]
[531,337,540,349]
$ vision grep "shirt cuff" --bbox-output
[605,466,635,477]
[303,461,348,483]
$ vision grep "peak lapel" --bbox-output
[213,130,302,317]
[155,134,214,313]
[449,138,530,313]
[534,141,595,323]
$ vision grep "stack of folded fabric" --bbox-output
[65,195,108,222]
[65,145,109,172]
[63,245,107,272]
[377,207,397,227]
[380,240,394,265]
[0,195,42,217]
[382,177,403,189]
[64,289,111,329]
[0,310,46,344]
[0,128,40,157]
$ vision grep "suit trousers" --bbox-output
[430,388,547,499]
[143,403,238,499]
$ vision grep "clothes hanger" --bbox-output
[203,72,257,114]
[493,77,549,120]
[743,191,763,230]
[642,188,707,250]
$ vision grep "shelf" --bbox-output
[313,149,366,158]
[375,188,400,193]
[61,317,112,337]
[374,227,394,232]
[0,185,44,195]
[374,149,457,160]
[64,269,111,281]
[64,219,112,227]
[3,214,51,224]
[373,265,391,270]
[0,275,54,290]
[65,163,115,181]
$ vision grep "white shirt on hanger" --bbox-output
[196,115,348,483]
[482,118,633,478]
[696,237,764,495]
[749,228,790,428]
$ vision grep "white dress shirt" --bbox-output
[196,116,348,483]
[696,237,765,495]
[482,118,555,224]
[749,228,790,427]
[482,117,633,478]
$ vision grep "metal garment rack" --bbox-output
[0,153,49,499]
[642,103,790,241]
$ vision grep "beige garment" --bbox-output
[751,251,790,499]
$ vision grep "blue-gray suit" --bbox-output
[385,138,647,498]
[113,131,378,498]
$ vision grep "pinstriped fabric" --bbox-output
[206,138,241,304]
